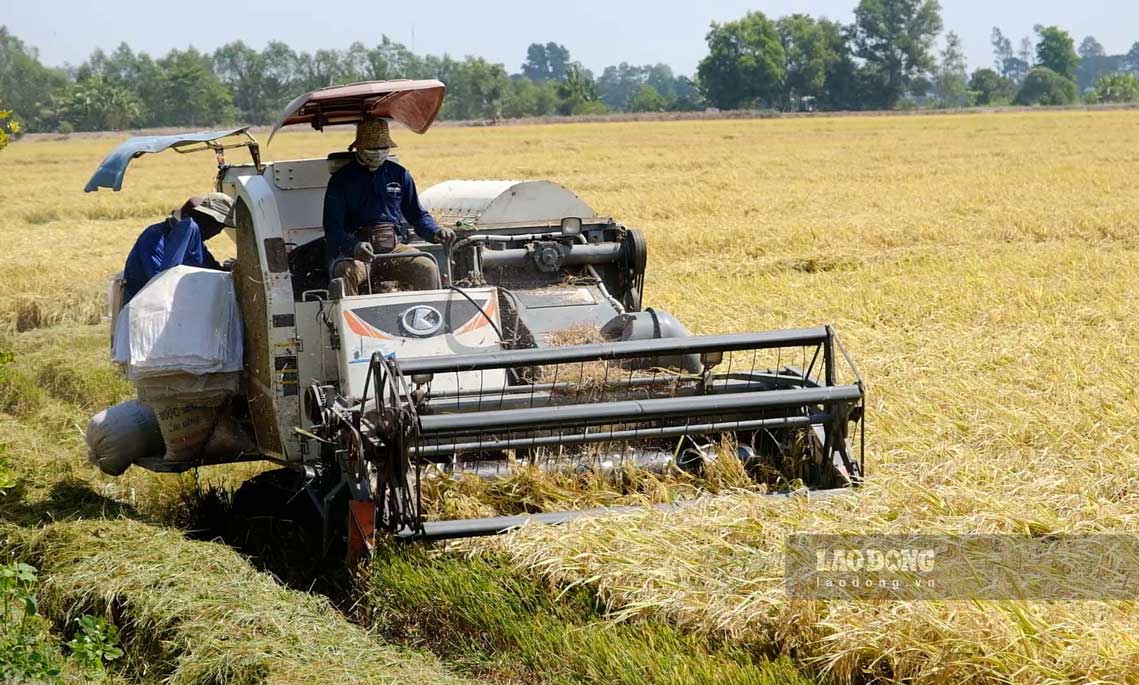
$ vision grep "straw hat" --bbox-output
[351,117,398,149]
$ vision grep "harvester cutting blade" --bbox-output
[355,325,864,542]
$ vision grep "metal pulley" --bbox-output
[529,241,570,272]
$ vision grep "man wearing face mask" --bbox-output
[322,116,456,295]
[122,193,236,302]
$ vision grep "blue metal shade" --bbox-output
[84,127,250,192]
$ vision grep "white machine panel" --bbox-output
[334,287,505,398]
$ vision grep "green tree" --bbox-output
[1125,42,1139,73]
[76,44,164,126]
[852,0,944,108]
[213,41,270,122]
[59,76,141,130]
[968,68,1015,105]
[598,63,648,110]
[446,57,509,120]
[153,48,235,126]
[934,30,969,106]
[259,41,300,117]
[363,36,420,81]
[1034,25,1079,80]
[1086,72,1139,104]
[544,43,571,81]
[627,84,667,111]
[697,11,786,109]
[1078,36,1106,60]
[666,75,704,110]
[555,63,603,115]
[521,42,571,82]
[1018,36,1035,69]
[0,26,69,130]
[776,14,841,109]
[501,76,559,118]
[597,62,691,111]
[1014,66,1078,105]
[991,27,1013,73]
[1073,36,1124,91]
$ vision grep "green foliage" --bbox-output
[969,68,1016,106]
[0,26,69,130]
[2,18,1129,129]
[66,615,123,676]
[1079,36,1106,60]
[364,547,812,685]
[1034,25,1079,80]
[444,57,510,120]
[627,84,667,112]
[1126,42,1139,74]
[697,10,786,109]
[0,561,124,684]
[0,109,20,151]
[521,42,571,82]
[934,30,969,106]
[1014,67,1079,106]
[0,562,63,683]
[555,64,602,115]
[58,76,141,131]
[501,77,559,118]
[852,0,944,108]
[597,63,700,111]
[777,14,844,109]
[1086,72,1139,104]
[153,48,235,127]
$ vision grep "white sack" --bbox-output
[112,265,243,379]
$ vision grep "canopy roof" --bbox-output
[84,127,253,192]
[268,79,446,145]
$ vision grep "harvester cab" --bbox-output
[85,79,865,557]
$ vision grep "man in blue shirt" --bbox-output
[323,117,456,295]
[122,193,236,302]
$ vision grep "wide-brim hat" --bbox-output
[351,117,398,149]
[186,192,237,227]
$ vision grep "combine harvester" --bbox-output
[86,80,865,556]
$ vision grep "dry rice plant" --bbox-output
[3,110,1139,683]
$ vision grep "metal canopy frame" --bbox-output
[84,127,261,193]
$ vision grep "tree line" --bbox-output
[2,0,1139,134]
[696,3,1139,111]
[0,29,700,133]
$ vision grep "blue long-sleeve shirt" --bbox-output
[322,159,441,259]
[122,216,221,302]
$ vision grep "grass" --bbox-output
[0,109,1137,683]
[362,544,809,685]
[4,519,466,685]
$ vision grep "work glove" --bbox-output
[352,241,375,262]
[434,226,458,248]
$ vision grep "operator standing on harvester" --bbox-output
[323,116,456,295]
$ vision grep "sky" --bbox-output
[2,0,1133,76]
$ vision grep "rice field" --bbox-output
[1,109,1138,683]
